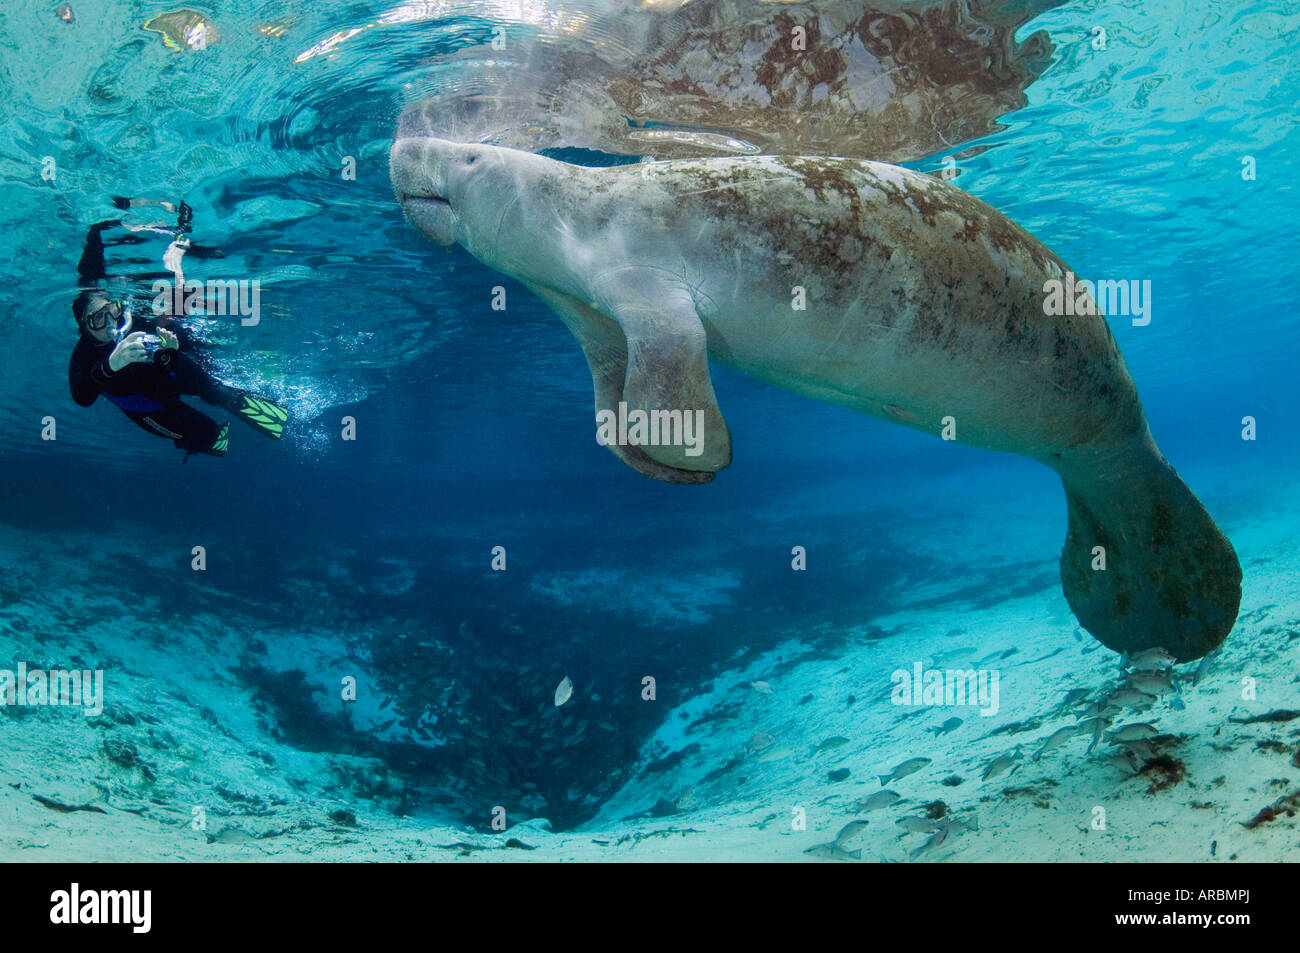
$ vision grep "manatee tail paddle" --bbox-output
[1055,432,1241,663]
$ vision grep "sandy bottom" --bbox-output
[2,462,1297,862]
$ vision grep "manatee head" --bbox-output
[390,136,508,248]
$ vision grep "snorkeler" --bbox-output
[67,204,289,459]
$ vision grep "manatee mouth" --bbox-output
[398,189,457,246]
[401,192,451,208]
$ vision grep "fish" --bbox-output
[834,819,870,844]
[1099,747,1143,773]
[1033,725,1080,760]
[745,732,776,754]
[750,680,774,694]
[857,790,902,812]
[1104,688,1156,711]
[816,735,851,751]
[1079,701,1111,719]
[929,717,963,737]
[946,814,980,834]
[1108,722,1160,743]
[1115,739,1157,761]
[553,675,573,707]
[1060,688,1091,709]
[910,814,978,860]
[757,744,795,763]
[980,750,1022,782]
[1122,647,1177,671]
[895,815,944,834]
[1126,671,1176,696]
[879,757,931,785]
[804,841,862,861]
[1076,716,1111,753]
[211,826,254,845]
[1192,650,1219,686]
[908,823,952,860]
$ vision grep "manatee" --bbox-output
[389,137,1241,662]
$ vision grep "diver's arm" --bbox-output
[75,219,122,285]
[69,333,161,406]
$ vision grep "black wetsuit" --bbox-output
[68,332,246,452]
[68,219,246,455]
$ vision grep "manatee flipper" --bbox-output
[592,270,732,473]
[528,285,715,485]
[1056,432,1241,663]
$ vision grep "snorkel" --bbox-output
[114,298,133,343]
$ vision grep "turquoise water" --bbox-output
[0,1,1297,858]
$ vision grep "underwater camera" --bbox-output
[140,334,166,362]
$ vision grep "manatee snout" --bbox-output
[390,137,457,246]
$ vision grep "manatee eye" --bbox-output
[465,155,478,166]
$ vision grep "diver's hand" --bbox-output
[156,328,179,351]
[108,332,151,371]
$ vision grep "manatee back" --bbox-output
[597,155,1145,459]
